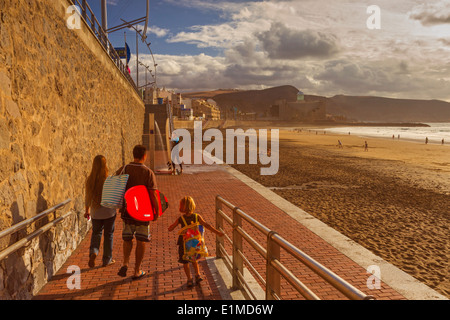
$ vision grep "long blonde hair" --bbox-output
[180,196,196,214]
[86,155,108,205]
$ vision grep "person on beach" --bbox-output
[168,196,224,288]
[364,141,368,152]
[425,137,429,144]
[338,140,343,149]
[116,145,158,279]
[442,138,445,145]
[84,155,117,268]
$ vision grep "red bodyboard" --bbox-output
[125,186,168,221]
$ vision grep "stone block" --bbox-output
[0,182,15,209]
[0,69,12,97]
[5,98,21,119]
[0,150,13,182]
[0,117,10,149]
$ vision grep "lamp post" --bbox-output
[101,0,107,38]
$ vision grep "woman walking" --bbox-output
[85,155,117,268]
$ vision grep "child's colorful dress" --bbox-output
[177,214,208,262]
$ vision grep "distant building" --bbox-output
[192,99,221,120]
[143,87,174,104]
[271,91,326,121]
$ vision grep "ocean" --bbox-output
[323,123,450,145]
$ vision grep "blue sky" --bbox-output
[84,0,450,101]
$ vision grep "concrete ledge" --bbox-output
[223,165,448,300]
[206,257,266,300]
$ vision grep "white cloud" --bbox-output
[146,0,450,101]
[148,25,169,37]
[134,24,169,38]
[255,22,340,59]
[409,0,450,25]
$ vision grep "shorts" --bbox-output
[122,222,151,242]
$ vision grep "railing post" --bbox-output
[266,231,281,300]
[215,196,224,259]
[232,207,243,290]
[81,0,87,21]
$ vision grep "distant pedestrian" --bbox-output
[364,141,368,152]
[170,133,183,175]
[442,138,445,145]
[85,155,117,268]
[338,140,343,149]
[425,137,429,144]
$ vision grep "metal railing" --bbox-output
[0,199,73,261]
[70,0,138,93]
[215,195,375,300]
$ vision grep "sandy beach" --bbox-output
[231,128,450,298]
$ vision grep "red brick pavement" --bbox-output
[35,164,405,300]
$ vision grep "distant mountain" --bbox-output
[181,89,241,99]
[211,85,299,113]
[324,95,450,122]
[181,86,450,122]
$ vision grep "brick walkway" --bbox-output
[34,164,405,300]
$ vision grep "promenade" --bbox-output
[34,163,409,300]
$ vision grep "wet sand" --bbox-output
[231,128,450,298]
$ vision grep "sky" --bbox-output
[85,0,450,101]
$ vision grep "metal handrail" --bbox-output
[0,199,73,261]
[70,0,138,94]
[215,195,375,300]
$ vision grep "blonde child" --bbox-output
[168,196,224,287]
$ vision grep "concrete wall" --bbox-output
[0,0,144,299]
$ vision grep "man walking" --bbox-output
[116,145,158,279]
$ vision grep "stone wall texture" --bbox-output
[0,0,144,299]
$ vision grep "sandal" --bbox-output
[117,265,128,277]
[187,279,194,288]
[195,275,203,284]
[103,259,115,267]
[132,270,147,280]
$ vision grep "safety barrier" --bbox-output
[0,199,73,261]
[70,0,138,93]
[215,195,375,300]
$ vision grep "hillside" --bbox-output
[181,89,241,99]
[183,86,450,123]
[325,95,450,122]
[211,85,299,113]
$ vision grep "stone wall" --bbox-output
[0,0,144,299]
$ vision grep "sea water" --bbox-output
[323,123,450,145]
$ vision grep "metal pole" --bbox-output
[148,114,155,172]
[215,196,224,259]
[232,207,243,290]
[101,0,107,37]
[266,231,281,300]
[136,28,139,88]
